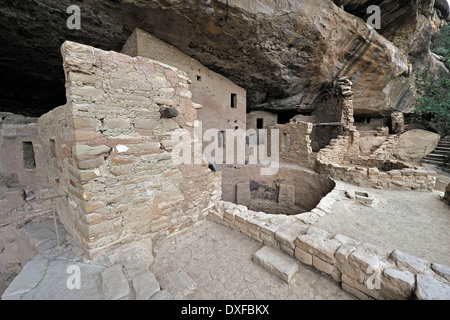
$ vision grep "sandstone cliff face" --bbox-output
[0,0,448,117]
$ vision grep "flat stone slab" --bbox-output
[132,271,160,300]
[2,258,49,299]
[20,260,105,300]
[415,274,450,300]
[158,269,197,300]
[100,264,131,300]
[390,250,430,274]
[252,246,299,283]
[150,290,174,300]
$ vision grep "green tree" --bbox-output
[413,23,450,136]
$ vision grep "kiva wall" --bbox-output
[38,41,222,257]
[221,165,334,215]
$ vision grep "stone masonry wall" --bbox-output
[208,194,450,300]
[38,41,221,256]
[0,113,52,223]
[316,133,436,190]
[311,77,355,132]
[267,122,314,168]
[221,165,335,216]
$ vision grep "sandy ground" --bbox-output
[315,182,450,266]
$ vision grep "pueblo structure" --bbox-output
[0,0,449,301]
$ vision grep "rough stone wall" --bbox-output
[38,41,221,256]
[354,117,388,132]
[316,134,436,190]
[0,114,48,190]
[311,124,344,152]
[121,28,247,155]
[221,165,335,215]
[267,122,313,168]
[246,111,278,131]
[209,197,450,300]
[0,113,51,221]
[311,77,355,131]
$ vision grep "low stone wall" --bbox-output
[208,198,450,300]
[38,41,222,257]
[316,134,436,190]
[221,165,335,217]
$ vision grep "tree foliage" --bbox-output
[413,23,450,136]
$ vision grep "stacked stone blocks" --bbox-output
[208,199,450,300]
[316,134,436,190]
[38,41,221,257]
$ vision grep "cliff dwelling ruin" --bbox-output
[0,0,449,302]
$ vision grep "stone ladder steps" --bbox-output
[422,136,450,171]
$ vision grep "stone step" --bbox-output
[132,271,161,300]
[157,269,197,300]
[438,142,450,147]
[432,149,450,154]
[424,153,446,160]
[422,159,444,165]
[100,264,132,300]
[252,246,299,284]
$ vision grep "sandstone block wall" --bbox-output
[0,114,48,191]
[316,134,436,190]
[38,41,221,256]
[121,28,247,156]
[208,199,450,300]
[221,166,335,216]
[246,110,278,131]
[311,77,355,131]
[268,122,314,168]
[0,113,51,220]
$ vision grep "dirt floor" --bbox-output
[315,182,450,266]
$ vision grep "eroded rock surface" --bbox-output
[0,0,448,116]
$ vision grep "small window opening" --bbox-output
[218,131,224,148]
[257,118,264,129]
[23,141,36,169]
[366,117,372,124]
[283,133,291,152]
[197,75,202,81]
[231,93,237,109]
[50,139,56,158]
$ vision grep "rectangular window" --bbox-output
[283,133,291,152]
[218,131,225,148]
[257,118,264,129]
[23,141,36,169]
[231,93,237,109]
[50,139,56,158]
